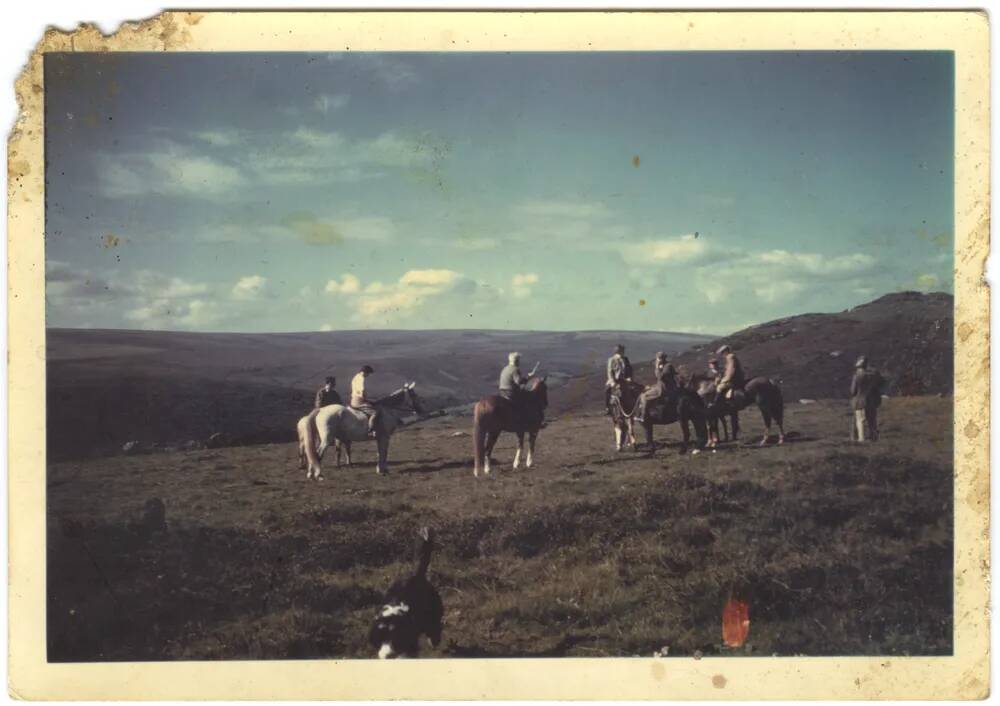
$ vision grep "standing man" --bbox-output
[605,344,634,414]
[850,355,884,441]
[499,352,539,404]
[351,365,379,437]
[314,376,342,409]
[714,345,745,403]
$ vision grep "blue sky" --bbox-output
[44,51,953,333]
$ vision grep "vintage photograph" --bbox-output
[39,46,961,664]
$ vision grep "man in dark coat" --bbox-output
[850,355,885,441]
[635,351,678,423]
[315,376,342,409]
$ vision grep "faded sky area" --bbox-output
[44,51,954,333]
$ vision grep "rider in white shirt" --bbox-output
[350,365,379,436]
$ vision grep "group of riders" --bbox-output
[312,342,885,448]
[603,343,745,421]
[314,365,381,437]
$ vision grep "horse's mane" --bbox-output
[375,386,410,405]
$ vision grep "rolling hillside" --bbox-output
[46,328,711,460]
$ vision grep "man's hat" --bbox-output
[615,344,625,354]
[855,355,868,369]
[325,376,335,384]
[655,351,666,359]
[715,345,731,356]
[361,365,374,374]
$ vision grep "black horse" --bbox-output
[694,376,786,447]
[609,380,708,453]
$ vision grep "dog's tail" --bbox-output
[415,527,434,579]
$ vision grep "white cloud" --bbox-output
[96,127,446,198]
[511,273,540,299]
[125,298,222,330]
[319,323,334,332]
[232,275,268,300]
[96,139,247,199]
[694,249,878,306]
[325,273,362,294]
[915,273,939,290]
[317,268,494,325]
[314,93,350,114]
[622,235,710,267]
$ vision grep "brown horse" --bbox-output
[609,380,708,454]
[472,377,548,477]
[696,376,786,447]
[690,375,740,444]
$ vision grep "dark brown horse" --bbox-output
[609,380,708,454]
[696,376,786,447]
[472,377,548,477]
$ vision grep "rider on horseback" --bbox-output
[634,351,679,423]
[351,365,380,437]
[714,345,746,403]
[605,344,633,415]
[499,352,539,406]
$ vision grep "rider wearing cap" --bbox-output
[714,344,745,402]
[605,344,634,414]
[850,355,884,441]
[499,352,539,405]
[635,351,678,423]
[314,376,342,409]
[351,365,379,436]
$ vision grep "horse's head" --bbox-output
[402,381,424,415]
[528,375,549,409]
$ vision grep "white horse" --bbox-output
[299,383,423,479]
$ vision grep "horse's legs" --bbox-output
[643,421,655,453]
[721,415,729,442]
[614,423,624,452]
[759,408,772,447]
[732,413,740,441]
[484,431,501,475]
[526,432,536,468]
[376,436,390,474]
[513,432,524,469]
[343,440,353,465]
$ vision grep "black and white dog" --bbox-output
[368,527,444,659]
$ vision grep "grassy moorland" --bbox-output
[48,396,951,661]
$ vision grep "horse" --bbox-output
[609,379,708,454]
[472,377,548,477]
[690,375,740,445]
[696,376,786,447]
[299,382,423,479]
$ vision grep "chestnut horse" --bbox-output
[472,377,548,477]
[609,380,708,453]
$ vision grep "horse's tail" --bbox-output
[472,402,487,469]
[303,408,322,476]
[772,381,785,426]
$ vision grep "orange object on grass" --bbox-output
[722,598,750,647]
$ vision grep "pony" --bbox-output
[695,376,786,447]
[472,377,548,477]
[609,380,708,454]
[689,375,740,445]
[299,382,423,479]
